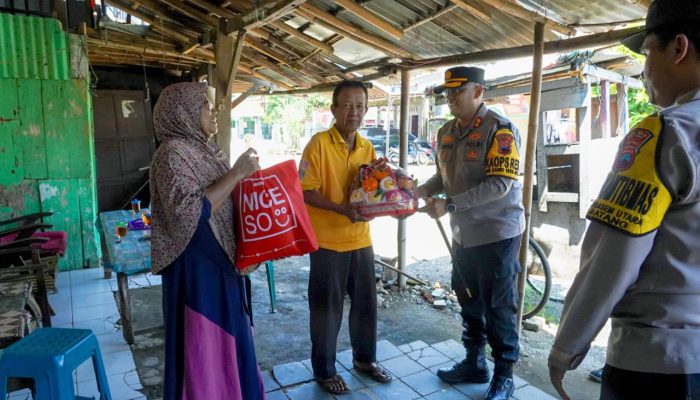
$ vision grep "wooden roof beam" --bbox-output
[195,0,237,19]
[485,0,576,36]
[222,0,308,35]
[242,35,328,82]
[242,50,310,87]
[105,0,196,43]
[451,0,491,21]
[124,0,203,37]
[159,0,219,26]
[404,4,458,31]
[296,4,411,58]
[298,34,343,63]
[410,26,643,69]
[334,0,403,40]
[248,28,304,57]
[271,69,392,95]
[239,63,295,89]
[87,38,209,62]
[232,85,262,109]
[270,20,334,53]
[244,35,291,64]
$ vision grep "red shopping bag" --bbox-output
[232,160,318,273]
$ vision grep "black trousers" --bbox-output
[308,246,377,379]
[452,236,521,367]
[600,364,700,400]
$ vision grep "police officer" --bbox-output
[548,1,700,399]
[416,66,525,400]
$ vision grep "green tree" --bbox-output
[614,45,658,127]
[263,94,330,149]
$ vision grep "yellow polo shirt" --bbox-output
[299,125,375,252]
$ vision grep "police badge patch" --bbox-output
[613,128,653,172]
[496,133,514,155]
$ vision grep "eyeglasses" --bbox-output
[442,85,468,98]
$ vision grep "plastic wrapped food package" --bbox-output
[348,158,418,218]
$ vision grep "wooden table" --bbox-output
[99,210,152,344]
[99,210,277,345]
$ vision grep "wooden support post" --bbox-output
[335,0,404,40]
[577,84,593,218]
[397,69,410,289]
[384,95,392,156]
[214,25,237,160]
[616,83,629,136]
[517,22,544,329]
[600,80,611,138]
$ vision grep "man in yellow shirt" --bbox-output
[299,80,392,394]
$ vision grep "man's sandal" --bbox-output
[352,361,393,383]
[316,374,350,394]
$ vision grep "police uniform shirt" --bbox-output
[550,87,700,374]
[421,104,525,247]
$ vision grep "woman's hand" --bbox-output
[205,148,260,213]
[232,148,260,179]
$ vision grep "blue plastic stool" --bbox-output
[0,328,111,400]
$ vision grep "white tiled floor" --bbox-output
[6,268,156,400]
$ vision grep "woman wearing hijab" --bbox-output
[149,82,263,399]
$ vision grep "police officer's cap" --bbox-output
[622,0,700,54]
[433,66,485,94]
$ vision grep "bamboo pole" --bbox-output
[335,0,404,40]
[516,22,544,328]
[375,258,428,286]
[397,69,410,289]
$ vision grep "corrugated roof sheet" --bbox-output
[0,13,69,80]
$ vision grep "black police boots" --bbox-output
[436,346,490,384]
[484,361,515,400]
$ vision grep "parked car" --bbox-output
[367,136,433,165]
[361,128,434,165]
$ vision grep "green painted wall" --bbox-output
[0,14,100,270]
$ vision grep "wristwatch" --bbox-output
[445,198,457,213]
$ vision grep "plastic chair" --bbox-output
[0,328,111,399]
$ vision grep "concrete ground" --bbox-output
[123,255,605,400]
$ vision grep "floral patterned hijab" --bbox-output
[149,82,237,274]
